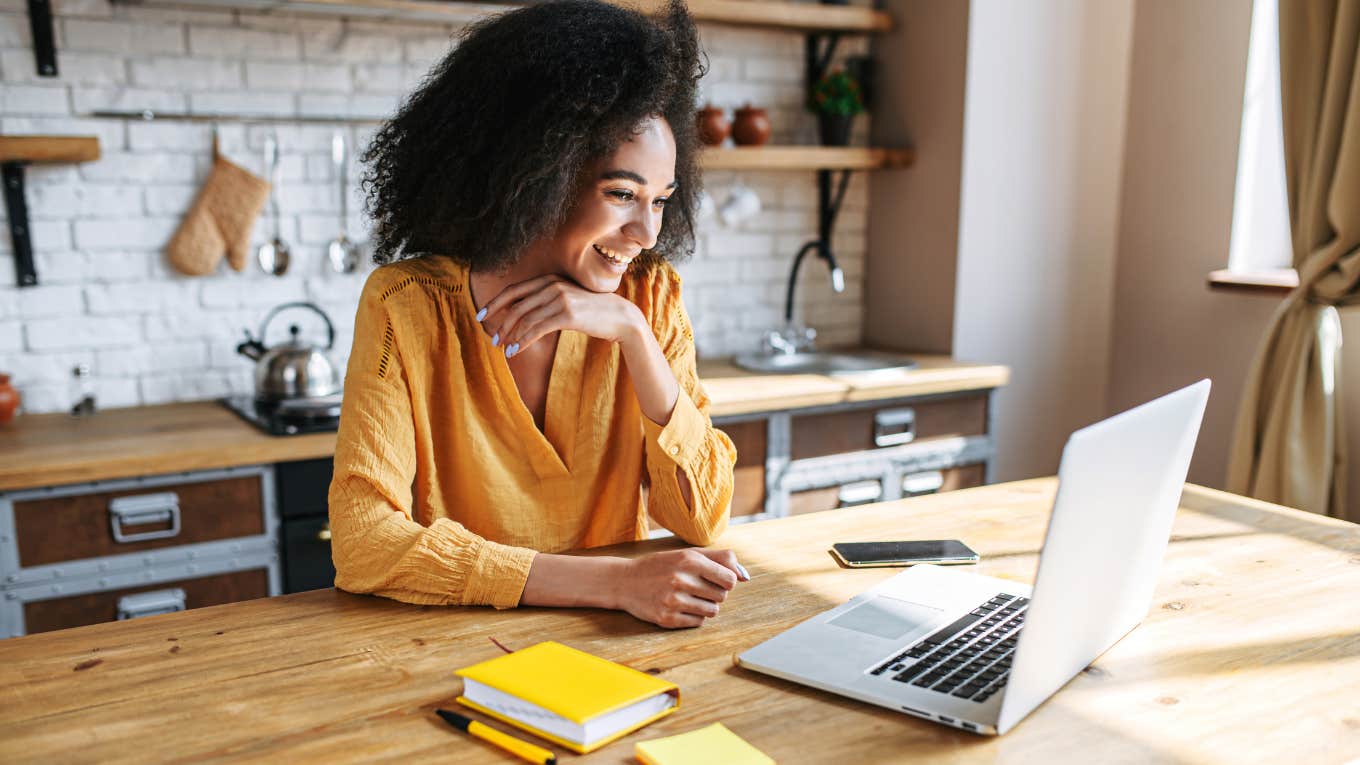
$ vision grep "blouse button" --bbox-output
[669,445,680,455]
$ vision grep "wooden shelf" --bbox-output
[0,136,101,164]
[701,145,914,171]
[117,0,893,32]
[650,0,891,32]
[2,135,102,288]
[1207,268,1297,296]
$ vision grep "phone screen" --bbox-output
[832,540,978,566]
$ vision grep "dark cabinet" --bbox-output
[275,458,336,594]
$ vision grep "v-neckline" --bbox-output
[463,263,582,478]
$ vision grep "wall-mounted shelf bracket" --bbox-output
[2,163,39,287]
[805,32,842,99]
[0,136,102,287]
[26,0,58,77]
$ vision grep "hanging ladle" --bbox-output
[257,132,291,276]
[326,131,360,274]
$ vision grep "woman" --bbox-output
[328,0,746,629]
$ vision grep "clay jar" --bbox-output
[731,104,772,146]
[696,104,729,146]
[0,374,18,425]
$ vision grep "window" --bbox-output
[1227,0,1293,275]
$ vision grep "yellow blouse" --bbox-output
[327,255,737,609]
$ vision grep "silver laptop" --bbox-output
[738,380,1210,735]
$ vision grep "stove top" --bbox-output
[221,394,342,436]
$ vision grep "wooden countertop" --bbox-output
[0,355,1007,492]
[697,353,1009,417]
[1,479,1356,763]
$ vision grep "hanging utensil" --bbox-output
[257,132,291,276]
[325,131,360,274]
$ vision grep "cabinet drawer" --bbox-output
[21,569,270,635]
[282,516,336,594]
[13,475,265,568]
[721,420,766,518]
[276,458,334,520]
[787,464,988,516]
[790,394,989,461]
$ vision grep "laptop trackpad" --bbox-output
[828,596,942,641]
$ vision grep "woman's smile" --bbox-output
[593,243,636,271]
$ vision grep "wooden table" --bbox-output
[2,478,1357,763]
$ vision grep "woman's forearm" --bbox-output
[618,316,696,510]
[521,553,630,609]
[619,311,680,426]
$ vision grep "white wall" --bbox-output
[952,0,1135,481]
[0,3,870,414]
[1106,0,1306,504]
[864,0,971,356]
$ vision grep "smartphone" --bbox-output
[830,540,979,568]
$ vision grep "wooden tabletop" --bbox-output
[0,355,1008,492]
[1,478,1356,764]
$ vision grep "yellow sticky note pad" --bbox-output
[635,723,774,765]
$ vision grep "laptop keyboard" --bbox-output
[870,593,1028,703]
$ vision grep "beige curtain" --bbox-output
[1227,0,1360,518]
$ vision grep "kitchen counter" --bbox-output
[1,479,1354,763]
[0,354,1008,492]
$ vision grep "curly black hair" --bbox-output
[360,0,705,269]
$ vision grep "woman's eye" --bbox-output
[653,197,669,208]
[607,189,635,202]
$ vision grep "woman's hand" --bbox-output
[478,274,643,357]
[612,548,750,629]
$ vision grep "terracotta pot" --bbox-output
[0,374,18,425]
[696,104,729,146]
[731,104,772,146]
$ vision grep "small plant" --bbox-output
[809,69,864,117]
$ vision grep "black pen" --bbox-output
[435,708,557,765]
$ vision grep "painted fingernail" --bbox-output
[505,343,519,358]
[736,563,750,581]
[475,307,488,322]
[491,333,499,347]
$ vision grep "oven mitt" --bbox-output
[166,138,270,276]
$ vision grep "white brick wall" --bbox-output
[0,1,871,414]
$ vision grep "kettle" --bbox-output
[236,302,342,402]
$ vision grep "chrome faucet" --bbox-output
[764,240,845,355]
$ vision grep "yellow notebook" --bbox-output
[635,723,774,765]
[455,641,679,754]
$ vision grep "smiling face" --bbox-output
[541,116,678,293]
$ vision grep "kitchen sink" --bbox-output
[733,350,918,375]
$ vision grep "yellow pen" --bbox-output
[435,708,557,765]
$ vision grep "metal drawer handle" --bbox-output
[117,588,186,620]
[837,480,883,508]
[317,522,332,542]
[873,407,916,447]
[109,492,182,543]
[902,470,945,496]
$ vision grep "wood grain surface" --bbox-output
[701,146,915,171]
[2,479,1356,764]
[0,135,100,164]
[286,0,894,32]
[0,356,1008,492]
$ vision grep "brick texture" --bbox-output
[0,1,870,413]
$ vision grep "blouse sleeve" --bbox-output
[640,265,738,546]
[327,273,537,608]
